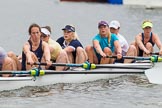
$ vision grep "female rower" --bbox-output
[85,21,122,64]
[56,24,88,64]
[124,20,162,63]
[109,20,129,63]
[41,26,69,71]
[0,47,20,77]
[21,23,51,70]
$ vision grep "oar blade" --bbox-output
[145,62,162,84]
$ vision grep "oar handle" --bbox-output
[30,62,92,69]
[106,55,139,59]
[105,55,138,59]
[150,52,159,55]
[29,62,84,67]
[27,62,47,65]
[106,55,117,59]
[28,62,68,66]
[106,55,162,62]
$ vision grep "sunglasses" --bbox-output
[41,33,48,38]
[63,30,72,33]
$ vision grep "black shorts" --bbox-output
[48,59,56,70]
[114,57,124,63]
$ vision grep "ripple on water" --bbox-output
[0,75,157,98]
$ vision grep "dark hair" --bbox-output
[28,23,41,35]
[42,26,52,33]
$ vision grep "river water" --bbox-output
[0,0,162,108]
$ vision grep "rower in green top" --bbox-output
[125,20,162,63]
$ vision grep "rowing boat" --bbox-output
[0,62,153,91]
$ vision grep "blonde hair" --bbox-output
[69,24,79,40]
[107,30,111,45]
[73,32,79,40]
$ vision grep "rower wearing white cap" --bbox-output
[125,20,162,63]
[41,26,69,71]
[109,20,129,63]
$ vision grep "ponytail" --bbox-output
[107,30,111,47]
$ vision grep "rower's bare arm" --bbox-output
[23,42,32,62]
[42,42,51,62]
[154,34,162,54]
[114,40,122,59]
[93,40,103,55]
[114,40,122,54]
[135,34,148,52]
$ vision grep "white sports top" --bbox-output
[117,33,129,55]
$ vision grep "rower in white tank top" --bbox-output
[116,33,129,55]
[109,20,129,56]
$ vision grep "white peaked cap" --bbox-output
[41,28,51,36]
[109,20,120,29]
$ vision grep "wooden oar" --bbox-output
[32,62,152,70]
[106,55,162,62]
